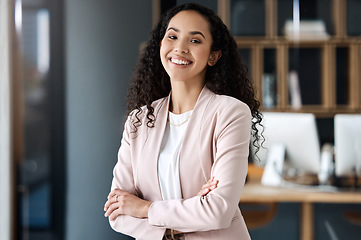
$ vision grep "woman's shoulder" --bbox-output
[210,94,251,116]
[202,93,252,134]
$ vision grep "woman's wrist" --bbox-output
[143,201,153,218]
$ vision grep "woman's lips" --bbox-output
[169,57,193,65]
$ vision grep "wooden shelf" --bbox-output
[219,0,361,115]
[235,36,361,46]
[153,0,361,115]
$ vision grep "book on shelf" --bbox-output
[262,73,276,109]
[283,20,330,40]
[288,70,302,109]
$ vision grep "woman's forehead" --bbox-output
[167,10,211,37]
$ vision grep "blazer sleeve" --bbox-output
[148,101,251,232]
[108,116,165,239]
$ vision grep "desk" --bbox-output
[240,180,361,240]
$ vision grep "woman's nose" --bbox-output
[175,41,188,54]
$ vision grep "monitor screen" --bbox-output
[252,112,321,174]
[334,114,361,177]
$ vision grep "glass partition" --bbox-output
[238,48,251,72]
[17,0,65,239]
[231,0,265,36]
[336,47,349,105]
[347,0,361,36]
[263,48,277,109]
[177,0,218,12]
[288,47,322,106]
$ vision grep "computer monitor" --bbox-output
[252,112,321,174]
[334,114,361,177]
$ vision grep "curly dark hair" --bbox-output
[126,3,263,153]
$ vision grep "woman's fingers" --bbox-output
[108,208,122,221]
[104,196,114,211]
[104,189,151,219]
[104,188,124,211]
[197,187,211,196]
[197,177,218,196]
[203,179,218,190]
[107,188,124,199]
[104,200,119,218]
[201,178,218,191]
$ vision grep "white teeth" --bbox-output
[171,58,191,65]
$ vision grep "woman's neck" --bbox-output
[169,81,204,114]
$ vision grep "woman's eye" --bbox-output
[191,39,201,44]
[169,35,177,40]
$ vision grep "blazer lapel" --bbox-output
[137,96,170,201]
[178,87,215,198]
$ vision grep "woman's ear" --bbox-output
[208,50,222,66]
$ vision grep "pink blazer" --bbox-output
[109,87,251,240]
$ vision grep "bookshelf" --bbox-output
[217,0,361,117]
[153,0,361,117]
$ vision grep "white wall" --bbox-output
[65,1,152,239]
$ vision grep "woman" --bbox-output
[104,3,262,240]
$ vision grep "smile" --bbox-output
[170,57,192,65]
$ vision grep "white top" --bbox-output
[158,110,192,200]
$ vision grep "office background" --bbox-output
[1,0,361,239]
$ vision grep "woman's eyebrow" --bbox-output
[190,31,206,39]
[167,27,206,39]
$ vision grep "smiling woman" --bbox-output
[104,3,263,240]
[160,10,222,97]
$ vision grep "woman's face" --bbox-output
[160,10,218,85]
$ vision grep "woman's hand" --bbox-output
[104,189,152,220]
[197,177,219,197]
[104,178,217,220]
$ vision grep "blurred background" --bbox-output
[1,0,361,240]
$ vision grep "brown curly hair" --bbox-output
[126,3,263,153]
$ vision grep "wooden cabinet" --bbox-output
[217,0,361,117]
